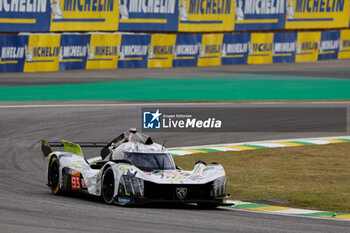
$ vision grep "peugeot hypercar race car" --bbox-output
[41,129,229,207]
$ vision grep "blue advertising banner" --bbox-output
[117,0,178,31]
[273,32,297,63]
[234,0,286,31]
[0,35,28,72]
[118,34,151,68]
[318,30,340,60]
[172,34,201,67]
[0,0,50,32]
[221,33,250,65]
[59,34,90,71]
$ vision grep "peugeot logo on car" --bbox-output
[176,187,187,200]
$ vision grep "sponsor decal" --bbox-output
[71,170,81,190]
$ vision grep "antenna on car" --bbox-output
[162,139,166,150]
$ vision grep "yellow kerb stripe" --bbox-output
[323,139,347,143]
[247,206,292,211]
[273,142,303,146]
[334,215,350,219]
[222,146,257,150]
[184,149,208,153]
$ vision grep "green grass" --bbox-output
[1,75,350,101]
[174,143,350,213]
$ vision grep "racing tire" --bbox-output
[49,156,61,195]
[101,167,115,204]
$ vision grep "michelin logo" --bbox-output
[143,109,162,129]
[0,0,46,12]
[235,0,284,21]
[120,0,176,17]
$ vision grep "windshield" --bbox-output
[125,152,175,171]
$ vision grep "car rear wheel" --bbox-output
[49,156,61,195]
[101,167,115,204]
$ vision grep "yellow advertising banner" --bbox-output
[295,31,321,62]
[197,33,223,67]
[24,34,61,72]
[49,0,119,31]
[285,0,349,29]
[248,33,273,64]
[86,34,121,69]
[339,29,350,59]
[178,0,235,32]
[148,34,176,68]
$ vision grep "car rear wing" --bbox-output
[41,140,107,157]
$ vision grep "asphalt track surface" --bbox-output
[1,62,350,233]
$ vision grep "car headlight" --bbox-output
[212,176,226,197]
[120,175,144,197]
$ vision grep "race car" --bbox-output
[41,129,229,207]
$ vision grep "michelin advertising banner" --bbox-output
[0,30,349,72]
[86,33,121,69]
[285,0,349,29]
[0,0,50,32]
[23,34,61,72]
[172,34,201,67]
[117,34,151,68]
[49,0,119,31]
[221,33,250,65]
[178,0,235,32]
[0,35,28,72]
[272,32,297,63]
[318,30,340,60]
[233,0,286,31]
[295,31,321,62]
[339,29,350,59]
[248,32,274,64]
[117,0,178,31]
[59,34,90,70]
[148,34,176,68]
